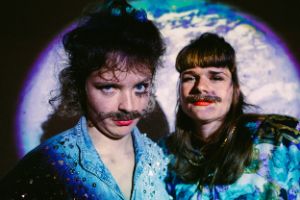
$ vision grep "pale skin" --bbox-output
[89,127,135,200]
[85,68,152,199]
[180,66,234,141]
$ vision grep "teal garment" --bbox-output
[166,115,300,200]
[1,117,171,200]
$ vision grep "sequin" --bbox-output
[58,160,64,165]
[1,117,171,199]
[148,170,154,176]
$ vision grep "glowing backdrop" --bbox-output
[16,0,300,156]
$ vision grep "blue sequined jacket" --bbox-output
[165,114,300,200]
[1,117,170,200]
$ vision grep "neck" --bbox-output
[88,127,134,155]
[194,119,222,142]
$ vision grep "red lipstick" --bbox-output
[193,100,213,106]
[114,120,133,126]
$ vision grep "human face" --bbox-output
[85,69,152,139]
[179,66,233,124]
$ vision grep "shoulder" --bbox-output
[139,132,168,161]
[0,128,77,198]
[40,125,78,149]
[1,125,78,179]
[243,114,300,146]
[136,131,170,178]
[0,119,86,198]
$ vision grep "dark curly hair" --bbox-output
[50,0,165,117]
[167,33,254,185]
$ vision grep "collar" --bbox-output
[75,116,147,198]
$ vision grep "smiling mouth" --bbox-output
[113,120,134,126]
[193,100,213,106]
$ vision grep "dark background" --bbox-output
[1,0,299,178]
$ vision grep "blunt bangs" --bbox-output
[176,34,236,73]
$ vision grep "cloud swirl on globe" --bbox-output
[16,0,300,156]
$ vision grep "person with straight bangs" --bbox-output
[0,1,170,199]
[164,32,300,199]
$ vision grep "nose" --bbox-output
[194,78,210,94]
[118,91,134,112]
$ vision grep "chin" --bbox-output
[190,111,219,121]
[104,128,133,140]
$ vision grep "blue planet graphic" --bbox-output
[16,0,300,156]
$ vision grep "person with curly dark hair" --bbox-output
[0,1,170,199]
[165,32,300,199]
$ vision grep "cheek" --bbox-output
[179,84,191,103]
[181,84,192,96]
[139,96,151,109]
[86,93,114,114]
[87,99,106,114]
[222,86,234,106]
[179,87,187,106]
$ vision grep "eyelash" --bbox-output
[210,76,224,81]
[96,84,116,94]
[181,75,224,83]
[95,83,150,96]
[135,83,150,97]
[181,76,196,82]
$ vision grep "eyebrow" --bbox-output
[181,69,230,77]
[208,70,230,77]
[134,78,152,85]
[94,77,152,85]
[181,71,199,76]
[209,70,225,74]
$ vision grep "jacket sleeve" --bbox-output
[0,147,69,200]
[256,114,300,146]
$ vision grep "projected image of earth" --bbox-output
[16,0,300,155]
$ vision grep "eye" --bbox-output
[135,82,150,95]
[181,75,196,83]
[210,75,224,81]
[96,84,116,94]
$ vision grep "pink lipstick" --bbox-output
[114,120,133,126]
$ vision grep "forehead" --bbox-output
[104,51,154,75]
[89,68,152,83]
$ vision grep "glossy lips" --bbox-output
[113,120,134,126]
[193,100,213,106]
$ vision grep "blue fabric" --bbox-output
[165,115,300,200]
[1,117,170,200]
